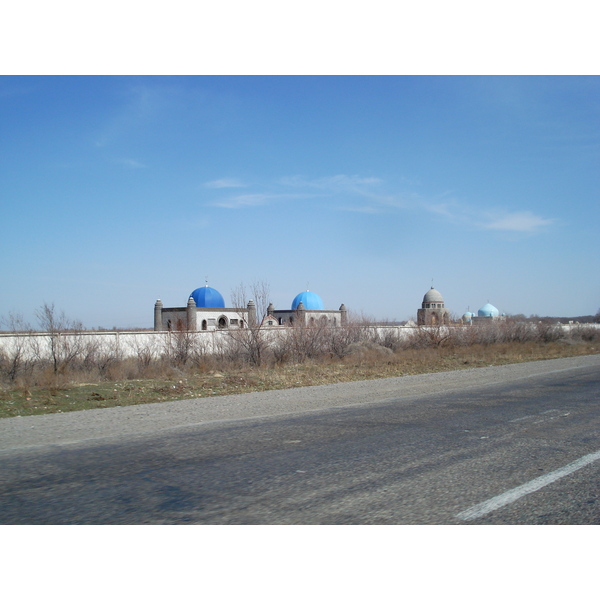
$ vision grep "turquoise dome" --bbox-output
[291,291,324,310]
[478,303,500,318]
[189,286,225,308]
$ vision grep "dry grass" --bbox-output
[1,339,597,419]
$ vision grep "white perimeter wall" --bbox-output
[0,323,598,361]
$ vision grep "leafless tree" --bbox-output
[406,324,451,348]
[162,319,205,367]
[0,312,35,382]
[129,334,161,369]
[285,320,330,362]
[35,302,86,376]
[228,280,272,366]
[230,280,271,324]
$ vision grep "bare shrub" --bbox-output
[285,321,330,362]
[404,325,451,349]
[225,327,272,366]
[0,312,36,383]
[161,322,205,367]
[371,327,404,351]
[568,325,600,344]
[323,324,371,358]
[343,341,394,362]
[498,320,536,343]
[534,321,563,343]
[226,279,273,366]
[85,334,123,378]
[129,334,161,369]
[35,303,87,377]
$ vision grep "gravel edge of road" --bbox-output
[1,354,599,451]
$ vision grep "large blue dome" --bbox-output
[478,303,499,318]
[189,286,225,308]
[291,291,324,310]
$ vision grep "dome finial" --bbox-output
[205,275,209,287]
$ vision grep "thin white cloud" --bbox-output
[210,192,311,209]
[207,174,385,209]
[280,174,383,195]
[483,211,555,233]
[423,198,555,235]
[114,158,147,169]
[211,193,273,208]
[336,205,384,214]
[206,174,555,235]
[204,178,246,189]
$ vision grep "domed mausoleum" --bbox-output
[417,287,450,326]
[154,283,346,331]
[154,284,249,332]
[270,290,346,327]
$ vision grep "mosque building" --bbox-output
[154,285,346,331]
[269,290,346,327]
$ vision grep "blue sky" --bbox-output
[1,75,599,328]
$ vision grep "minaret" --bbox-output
[339,303,347,325]
[186,296,197,331]
[247,299,257,327]
[296,300,306,325]
[154,299,163,331]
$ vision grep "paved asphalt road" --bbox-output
[0,358,599,524]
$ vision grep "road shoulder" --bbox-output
[1,354,599,451]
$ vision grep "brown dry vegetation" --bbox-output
[1,319,599,419]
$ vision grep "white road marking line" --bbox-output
[456,449,600,521]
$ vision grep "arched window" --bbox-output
[201,319,207,331]
[218,316,228,329]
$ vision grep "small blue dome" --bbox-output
[291,291,324,310]
[189,286,225,308]
[478,303,500,318]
